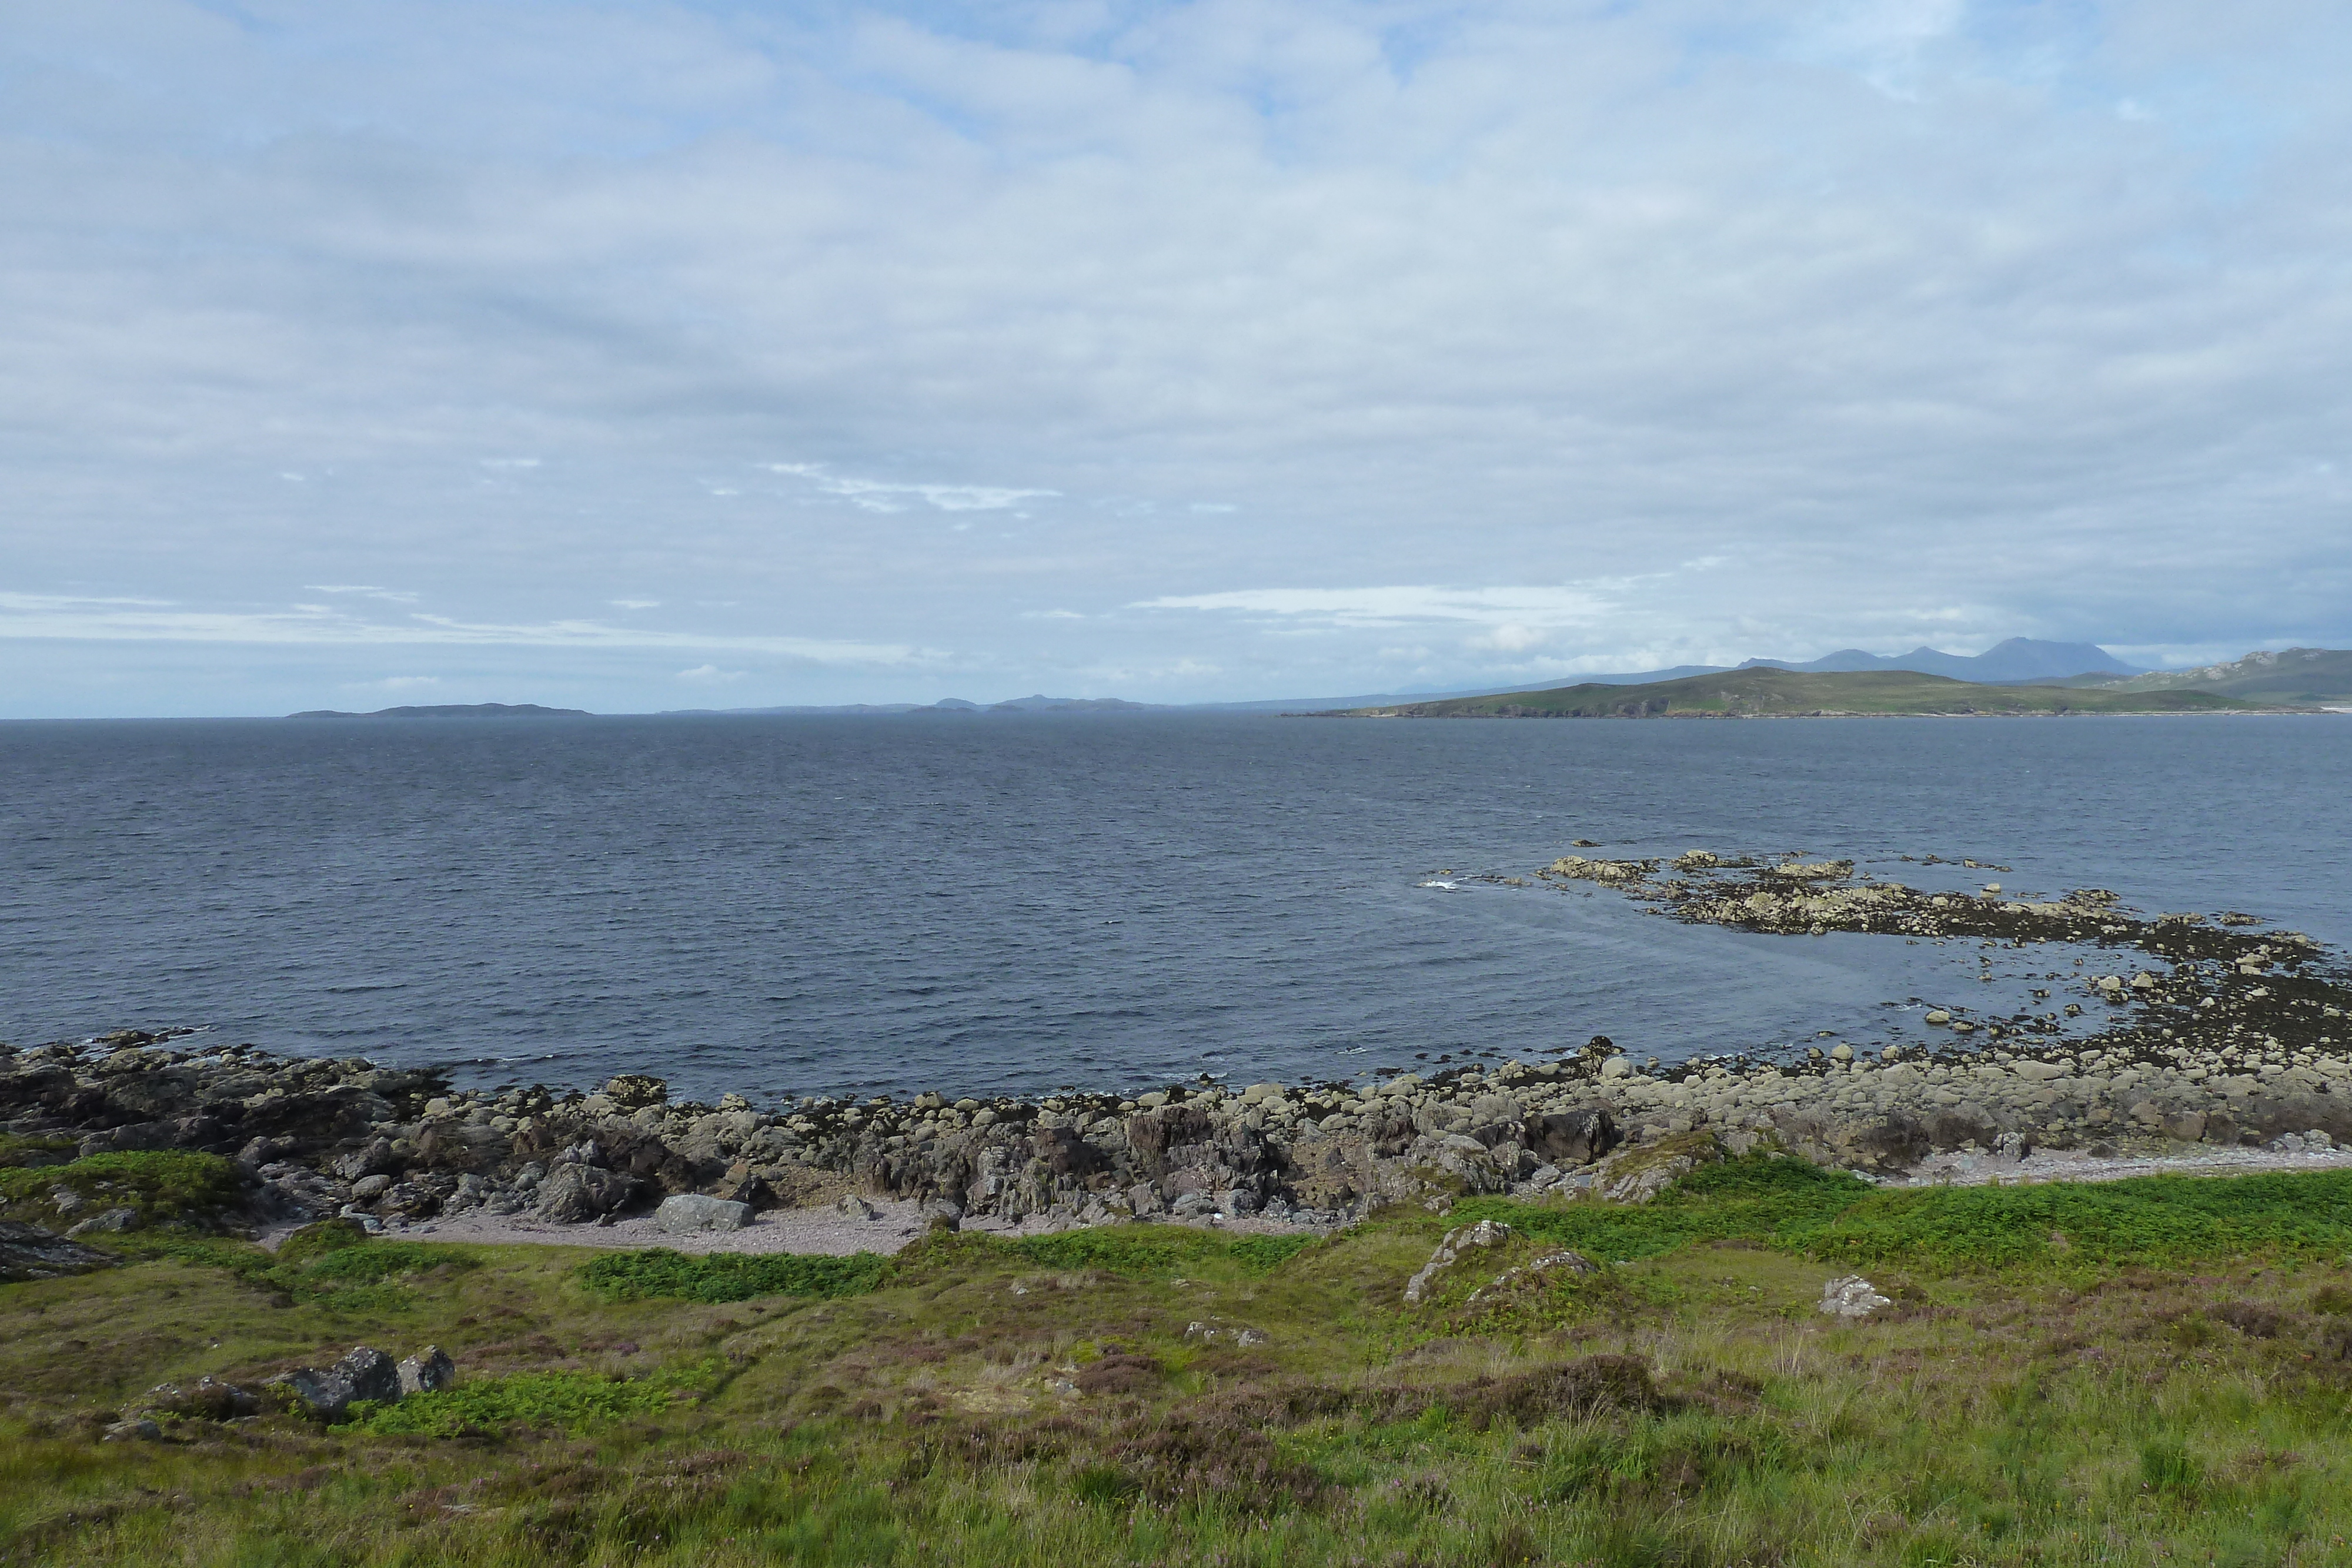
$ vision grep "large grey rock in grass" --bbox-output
[268,1346,400,1420]
[397,1345,456,1396]
[1819,1275,1891,1320]
[1403,1219,1514,1305]
[0,1221,116,1282]
[653,1193,752,1233]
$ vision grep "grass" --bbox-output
[0,1150,245,1228]
[579,1248,893,1304]
[10,1164,2352,1564]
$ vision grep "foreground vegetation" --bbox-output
[9,1158,2352,1564]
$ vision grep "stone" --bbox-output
[1524,1107,1619,1166]
[1404,1219,1513,1304]
[836,1193,880,1221]
[268,1346,400,1420]
[533,1163,637,1222]
[0,1221,116,1283]
[102,1418,164,1443]
[138,1376,261,1422]
[2160,1110,2208,1142]
[653,1193,753,1233]
[350,1174,394,1201]
[397,1345,456,1397]
[602,1074,669,1111]
[1819,1275,1891,1319]
[64,1206,139,1238]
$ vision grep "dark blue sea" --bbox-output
[4,714,2347,1102]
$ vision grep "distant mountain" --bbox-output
[1324,668,2281,720]
[1737,638,2140,683]
[289,702,592,718]
[2092,648,2352,707]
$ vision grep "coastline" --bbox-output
[7,847,2348,1255]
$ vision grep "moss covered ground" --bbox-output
[9,1158,2352,1564]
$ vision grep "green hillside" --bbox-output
[2093,647,2352,707]
[1329,667,2284,717]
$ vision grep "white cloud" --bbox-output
[307,585,420,605]
[342,674,443,692]
[0,593,933,667]
[610,599,662,610]
[2,1,2349,710]
[1133,585,1618,630]
[766,464,1057,514]
[676,663,744,683]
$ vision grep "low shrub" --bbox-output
[352,1365,716,1437]
[0,1150,246,1227]
[578,1248,892,1303]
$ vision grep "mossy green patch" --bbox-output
[350,1363,717,1436]
[577,1248,892,1303]
[0,1150,245,1228]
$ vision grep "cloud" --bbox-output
[610,599,662,610]
[343,674,443,692]
[307,585,420,605]
[1134,585,1618,631]
[2,1,2350,710]
[0,593,933,667]
[766,464,1057,514]
[675,663,744,682]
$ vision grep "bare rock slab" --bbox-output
[653,1193,753,1233]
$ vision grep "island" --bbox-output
[1317,667,2298,717]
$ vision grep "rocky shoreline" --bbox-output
[5,850,2348,1250]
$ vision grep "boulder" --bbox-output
[534,1163,637,1222]
[0,1221,116,1283]
[653,1193,753,1233]
[268,1346,400,1421]
[1819,1275,1891,1319]
[137,1376,260,1422]
[1523,1108,1618,1166]
[1404,1219,1514,1304]
[64,1206,140,1238]
[397,1346,456,1397]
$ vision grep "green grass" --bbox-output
[351,1363,719,1437]
[579,1248,894,1303]
[0,1150,245,1228]
[12,1168,2352,1566]
[1458,1154,2352,1277]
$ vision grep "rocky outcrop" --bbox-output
[0,1221,116,1282]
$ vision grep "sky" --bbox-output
[3,0,2348,717]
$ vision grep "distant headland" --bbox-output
[286,703,593,719]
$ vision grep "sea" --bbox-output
[3,713,2347,1104]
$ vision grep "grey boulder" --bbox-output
[268,1346,400,1420]
[534,1164,637,1222]
[653,1193,753,1233]
[398,1345,456,1396]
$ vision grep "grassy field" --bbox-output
[1336,667,2280,717]
[10,1157,2352,1565]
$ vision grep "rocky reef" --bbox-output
[4,848,2348,1239]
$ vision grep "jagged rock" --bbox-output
[533,1164,637,1222]
[64,1206,139,1238]
[268,1346,400,1420]
[1404,1219,1514,1303]
[137,1376,260,1422]
[835,1193,880,1221]
[1819,1275,1891,1319]
[1593,1132,1722,1203]
[1524,1108,1618,1166]
[654,1193,753,1233]
[0,1221,116,1283]
[397,1346,456,1396]
[602,1074,669,1111]
[103,1418,164,1443]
